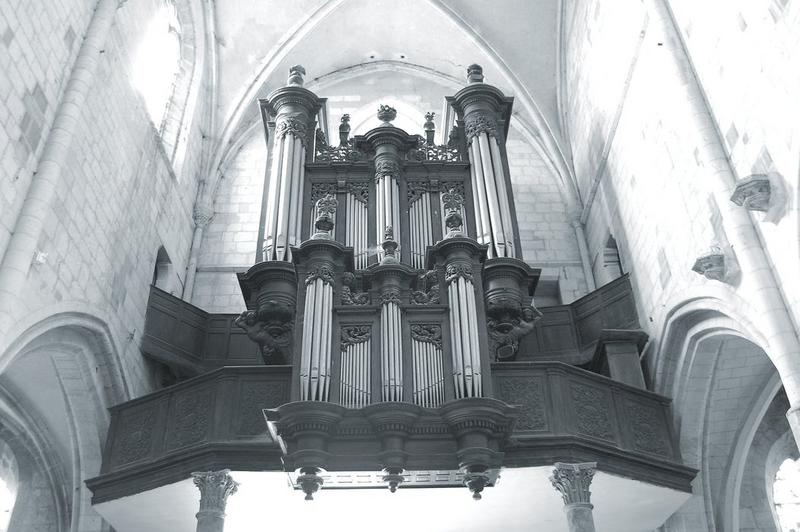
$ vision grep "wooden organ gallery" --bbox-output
[86,66,698,532]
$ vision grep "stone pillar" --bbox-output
[570,212,596,293]
[192,470,238,532]
[183,202,214,302]
[451,64,516,260]
[260,66,323,262]
[550,462,597,532]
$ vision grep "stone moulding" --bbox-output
[730,174,771,212]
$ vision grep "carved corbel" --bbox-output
[234,302,294,365]
[692,242,738,283]
[487,304,542,361]
[730,174,771,212]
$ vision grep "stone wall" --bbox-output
[0,0,207,396]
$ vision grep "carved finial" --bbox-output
[288,65,306,87]
[549,462,596,506]
[467,64,484,83]
[339,113,351,145]
[424,112,436,145]
[442,188,464,238]
[296,467,324,501]
[377,104,397,124]
[381,226,399,263]
[313,194,338,239]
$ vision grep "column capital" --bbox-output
[193,203,215,227]
[549,462,596,506]
[192,470,238,518]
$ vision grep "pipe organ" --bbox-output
[239,63,541,497]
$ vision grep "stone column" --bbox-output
[192,470,238,532]
[182,202,214,302]
[549,462,597,532]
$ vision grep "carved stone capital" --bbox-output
[549,462,596,506]
[193,203,215,227]
[192,470,238,517]
[464,112,498,141]
[445,263,473,285]
[305,265,335,287]
[730,174,771,212]
[375,159,400,180]
[379,288,401,305]
[276,116,309,146]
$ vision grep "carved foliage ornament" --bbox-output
[494,376,546,431]
[549,463,596,506]
[375,159,400,180]
[379,288,401,305]
[169,388,213,449]
[464,113,498,141]
[305,265,335,286]
[311,182,336,203]
[192,470,239,515]
[445,263,473,285]
[341,325,371,351]
[442,188,465,237]
[276,116,309,145]
[570,384,614,441]
[410,324,442,349]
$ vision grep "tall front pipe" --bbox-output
[452,64,518,259]
[260,66,323,262]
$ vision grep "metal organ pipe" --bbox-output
[488,136,514,255]
[469,141,492,252]
[299,275,334,401]
[446,272,482,398]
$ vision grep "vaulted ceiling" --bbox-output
[209,0,573,192]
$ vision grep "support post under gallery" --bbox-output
[549,462,597,532]
[192,470,238,532]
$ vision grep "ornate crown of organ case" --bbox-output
[87,64,696,523]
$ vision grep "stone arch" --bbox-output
[0,312,131,531]
[655,298,782,532]
[0,387,70,532]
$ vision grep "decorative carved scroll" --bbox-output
[407,135,461,162]
[341,272,369,305]
[411,270,440,305]
[341,325,371,351]
[445,263,473,285]
[410,324,442,349]
[315,135,363,162]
